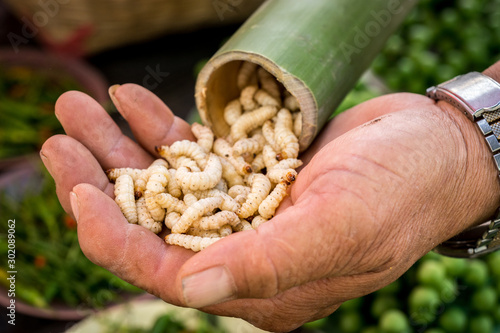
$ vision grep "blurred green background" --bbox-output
[0,0,499,332]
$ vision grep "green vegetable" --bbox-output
[371,295,399,318]
[0,65,87,158]
[416,260,446,289]
[471,287,497,312]
[439,307,467,333]
[463,260,489,288]
[408,286,441,324]
[0,165,142,309]
[339,311,363,333]
[379,309,410,333]
[469,315,494,333]
[440,256,468,277]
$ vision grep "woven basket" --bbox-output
[4,0,264,55]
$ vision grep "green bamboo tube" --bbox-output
[195,0,415,150]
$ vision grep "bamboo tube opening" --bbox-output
[195,51,317,151]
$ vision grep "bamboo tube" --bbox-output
[195,0,415,151]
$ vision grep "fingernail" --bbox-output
[108,84,122,113]
[69,192,80,222]
[39,151,52,174]
[182,266,237,308]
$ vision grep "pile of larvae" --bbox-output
[107,62,303,252]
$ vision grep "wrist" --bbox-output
[483,60,500,84]
[426,66,500,257]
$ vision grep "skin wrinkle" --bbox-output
[264,233,300,292]
[293,193,362,277]
[248,233,281,297]
[346,151,405,182]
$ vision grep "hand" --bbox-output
[40,82,499,332]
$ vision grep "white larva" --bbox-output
[167,169,182,198]
[165,234,221,252]
[169,140,208,169]
[218,224,233,237]
[175,153,222,191]
[254,89,281,108]
[258,181,289,219]
[233,220,254,232]
[114,174,137,224]
[164,211,181,229]
[107,167,143,182]
[257,67,281,100]
[228,185,251,199]
[251,153,266,173]
[171,196,224,234]
[155,192,187,214]
[237,62,258,91]
[251,215,268,229]
[136,197,162,234]
[191,122,214,153]
[144,164,169,221]
[274,108,299,160]
[274,158,303,170]
[293,111,302,138]
[262,144,279,169]
[186,227,222,238]
[240,85,259,111]
[230,105,278,141]
[266,168,298,184]
[213,138,252,176]
[135,159,169,196]
[183,193,198,207]
[189,189,241,213]
[284,94,300,112]
[218,155,245,187]
[224,99,243,126]
[261,120,280,152]
[191,211,240,230]
[238,173,272,218]
[232,133,266,156]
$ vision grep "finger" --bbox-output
[109,84,195,155]
[175,195,380,308]
[40,135,113,217]
[55,90,153,169]
[72,183,192,304]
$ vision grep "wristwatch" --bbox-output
[426,71,500,258]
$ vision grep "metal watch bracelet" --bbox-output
[426,72,500,258]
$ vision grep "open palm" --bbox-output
[41,83,499,332]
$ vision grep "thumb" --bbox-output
[175,201,357,309]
